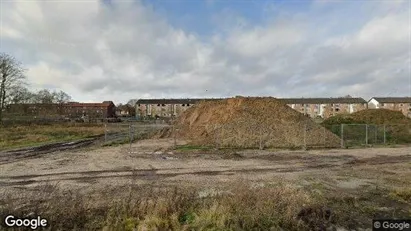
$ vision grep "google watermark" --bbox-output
[3,215,48,230]
[373,219,411,231]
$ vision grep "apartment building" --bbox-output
[368,97,411,118]
[279,97,368,119]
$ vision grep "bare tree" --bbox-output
[53,90,72,104]
[53,90,72,115]
[8,85,33,104]
[34,89,55,104]
[126,99,137,116]
[0,53,26,122]
[127,99,138,107]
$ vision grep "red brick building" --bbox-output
[6,101,116,119]
[64,101,116,118]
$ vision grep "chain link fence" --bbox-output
[206,123,338,150]
[104,122,170,146]
[104,122,411,151]
[325,124,411,147]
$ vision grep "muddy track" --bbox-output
[0,160,346,187]
[345,155,411,165]
[0,138,100,165]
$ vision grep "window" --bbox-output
[335,108,340,112]
[162,104,166,106]
[400,103,403,107]
[301,104,304,106]
[157,104,160,106]
[187,104,190,106]
[138,104,140,107]
[182,104,185,106]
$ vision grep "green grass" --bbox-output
[102,139,130,147]
[0,123,105,150]
[389,188,411,204]
[175,145,214,152]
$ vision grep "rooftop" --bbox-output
[370,97,411,103]
[279,97,367,104]
[136,97,367,105]
[136,98,225,105]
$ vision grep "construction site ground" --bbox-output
[1,138,410,196]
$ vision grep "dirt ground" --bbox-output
[1,138,411,197]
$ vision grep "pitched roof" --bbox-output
[65,103,109,107]
[370,97,411,103]
[7,101,114,108]
[136,98,224,105]
[278,97,367,104]
[136,97,367,105]
[102,101,114,105]
[65,101,114,107]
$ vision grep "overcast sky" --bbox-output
[1,0,410,103]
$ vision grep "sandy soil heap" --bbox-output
[160,97,341,148]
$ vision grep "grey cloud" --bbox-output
[1,0,409,103]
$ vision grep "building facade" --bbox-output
[279,97,368,119]
[368,97,411,118]
[63,101,116,118]
[6,101,116,119]
[135,97,367,119]
[135,98,223,119]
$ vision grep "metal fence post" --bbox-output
[218,125,221,149]
[303,124,307,150]
[374,125,377,144]
[133,124,135,141]
[172,124,177,148]
[259,126,263,150]
[214,124,219,150]
[104,123,107,143]
[340,124,344,148]
[129,124,132,151]
[365,124,368,146]
[323,126,326,148]
[383,125,386,144]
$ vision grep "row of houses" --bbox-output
[135,97,411,119]
[5,96,411,121]
[135,98,224,118]
[5,101,117,119]
[368,97,411,116]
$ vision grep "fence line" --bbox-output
[103,123,411,151]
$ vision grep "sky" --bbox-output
[1,0,410,104]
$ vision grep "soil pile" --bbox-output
[159,97,341,148]
[322,109,411,125]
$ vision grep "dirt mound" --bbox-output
[161,97,340,148]
[323,109,411,125]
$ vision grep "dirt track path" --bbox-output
[1,139,410,193]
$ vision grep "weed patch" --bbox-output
[2,182,410,230]
[0,124,104,150]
